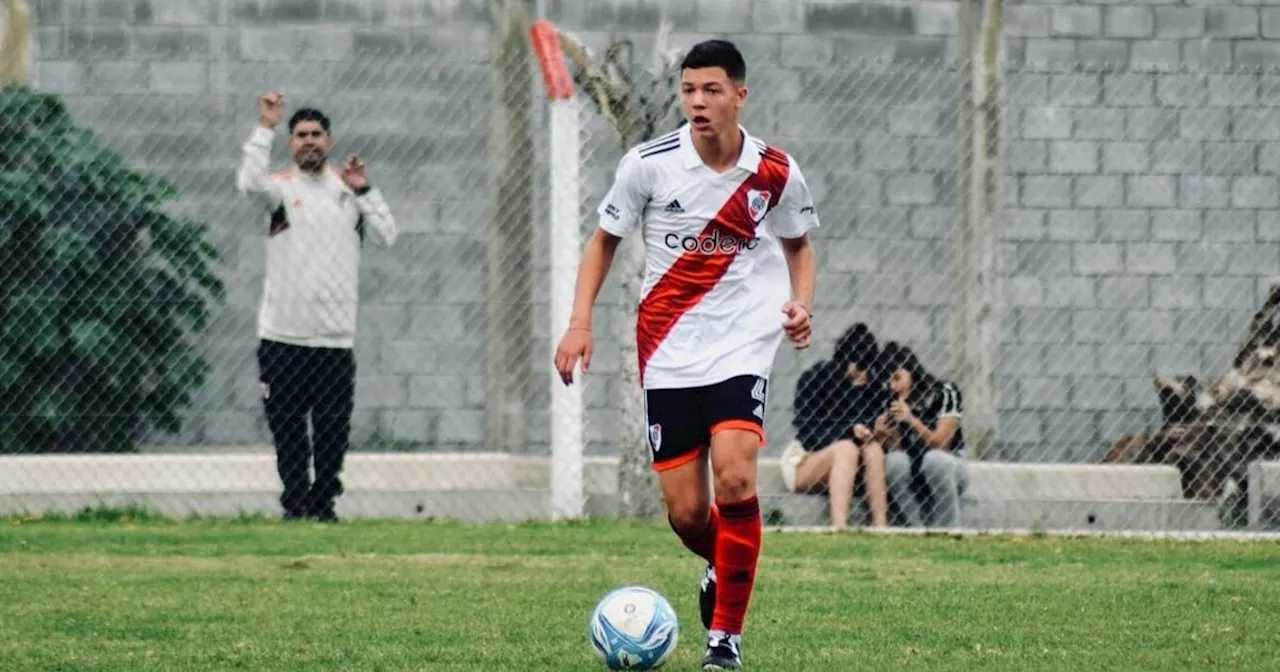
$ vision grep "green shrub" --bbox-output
[0,86,225,453]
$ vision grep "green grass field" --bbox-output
[2,511,1279,671]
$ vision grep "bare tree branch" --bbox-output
[1104,283,1280,526]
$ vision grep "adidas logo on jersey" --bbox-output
[664,199,684,214]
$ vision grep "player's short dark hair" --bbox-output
[680,39,746,83]
[288,107,331,134]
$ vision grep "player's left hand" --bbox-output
[781,300,812,349]
[341,154,369,190]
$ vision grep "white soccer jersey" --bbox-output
[596,123,820,390]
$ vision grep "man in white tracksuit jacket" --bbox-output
[236,92,398,522]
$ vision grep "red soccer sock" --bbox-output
[670,502,720,565]
[710,495,762,635]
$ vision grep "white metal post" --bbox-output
[549,96,584,520]
[532,20,585,521]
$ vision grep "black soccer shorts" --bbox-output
[643,374,769,472]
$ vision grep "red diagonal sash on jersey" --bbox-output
[636,147,791,384]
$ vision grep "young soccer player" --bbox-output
[553,40,819,670]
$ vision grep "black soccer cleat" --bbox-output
[699,565,717,630]
[701,631,743,670]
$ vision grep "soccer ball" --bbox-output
[588,585,680,669]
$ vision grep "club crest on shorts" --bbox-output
[648,423,662,454]
[746,189,771,223]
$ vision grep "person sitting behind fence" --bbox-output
[781,323,891,529]
[875,342,969,528]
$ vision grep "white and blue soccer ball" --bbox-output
[588,585,680,669]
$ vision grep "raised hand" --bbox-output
[341,154,369,190]
[258,91,284,129]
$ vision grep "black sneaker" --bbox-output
[699,565,717,630]
[701,631,742,670]
[310,505,339,523]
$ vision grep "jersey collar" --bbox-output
[678,123,764,174]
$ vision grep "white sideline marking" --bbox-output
[767,525,1280,542]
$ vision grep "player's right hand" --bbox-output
[258,92,284,129]
[853,424,872,442]
[554,327,592,386]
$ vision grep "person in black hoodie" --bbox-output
[784,323,890,528]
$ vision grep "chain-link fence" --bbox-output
[769,60,1280,534]
[5,14,1280,533]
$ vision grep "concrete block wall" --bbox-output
[24,0,1280,464]
[997,0,1280,461]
